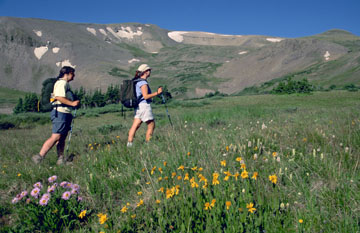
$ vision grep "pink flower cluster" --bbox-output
[11,175,82,206]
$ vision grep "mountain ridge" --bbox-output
[0,17,359,98]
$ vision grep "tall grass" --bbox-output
[0,91,359,232]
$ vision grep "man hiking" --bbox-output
[32,66,80,165]
[127,64,162,147]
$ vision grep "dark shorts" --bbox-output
[50,110,73,135]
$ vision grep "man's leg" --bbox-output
[145,120,155,142]
[39,134,61,157]
[56,133,67,164]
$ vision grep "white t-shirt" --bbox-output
[53,79,71,113]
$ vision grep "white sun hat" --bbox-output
[137,64,152,72]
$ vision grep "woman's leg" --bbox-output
[145,120,155,142]
[128,118,142,143]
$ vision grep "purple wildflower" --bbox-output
[47,185,56,193]
[48,175,57,183]
[33,182,42,189]
[20,191,28,198]
[77,196,83,202]
[65,182,73,189]
[71,184,80,190]
[26,198,31,204]
[39,197,49,206]
[41,193,51,201]
[62,191,71,200]
[31,187,41,198]
[60,181,68,188]
[71,189,78,195]
[12,197,19,204]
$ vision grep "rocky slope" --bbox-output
[0,17,359,97]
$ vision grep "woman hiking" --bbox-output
[127,64,162,147]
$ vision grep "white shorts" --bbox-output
[134,102,154,122]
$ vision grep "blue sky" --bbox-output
[0,0,359,38]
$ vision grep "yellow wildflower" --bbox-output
[187,152,191,156]
[233,172,240,180]
[158,167,163,173]
[220,160,226,167]
[241,163,246,170]
[136,199,144,207]
[252,172,258,180]
[226,201,231,210]
[121,206,128,213]
[78,210,86,219]
[246,202,256,213]
[226,146,229,152]
[158,177,163,181]
[212,172,220,185]
[97,213,108,224]
[171,172,176,178]
[198,167,203,172]
[163,161,167,166]
[131,214,136,219]
[158,187,164,193]
[299,219,303,223]
[204,202,211,210]
[156,200,161,204]
[191,166,197,171]
[210,199,216,207]
[241,170,249,179]
[184,173,189,180]
[178,165,184,171]
[177,175,182,180]
[224,175,230,181]
[17,173,21,177]
[272,152,278,157]
[137,191,143,196]
[269,174,277,184]
[236,157,242,162]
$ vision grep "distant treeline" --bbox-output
[13,85,172,114]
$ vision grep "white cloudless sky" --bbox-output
[0,0,359,37]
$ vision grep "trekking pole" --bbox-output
[65,108,77,156]
[160,93,173,127]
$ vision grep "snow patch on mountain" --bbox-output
[239,51,248,55]
[128,58,140,64]
[106,26,143,39]
[52,47,60,53]
[324,51,330,61]
[266,38,283,42]
[33,30,42,37]
[99,29,107,36]
[86,27,97,36]
[168,31,188,43]
[56,59,76,68]
[34,46,48,59]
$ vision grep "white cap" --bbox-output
[137,64,151,72]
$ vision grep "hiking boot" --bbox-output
[56,156,65,165]
[127,142,133,148]
[32,154,44,164]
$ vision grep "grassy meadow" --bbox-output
[0,91,359,232]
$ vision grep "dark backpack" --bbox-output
[40,78,77,112]
[119,78,145,108]
[40,78,58,112]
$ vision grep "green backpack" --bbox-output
[40,78,58,112]
[40,78,77,112]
